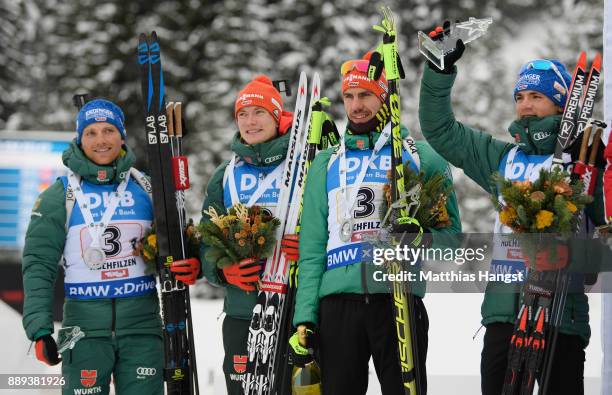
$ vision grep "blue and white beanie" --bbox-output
[76,99,126,144]
[513,59,572,108]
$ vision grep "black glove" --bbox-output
[427,20,465,74]
[288,324,318,367]
[35,334,61,366]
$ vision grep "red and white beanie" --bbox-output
[235,75,284,123]
[341,52,388,103]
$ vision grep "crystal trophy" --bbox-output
[418,17,493,71]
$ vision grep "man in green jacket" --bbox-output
[290,52,461,394]
[419,35,606,394]
[22,99,198,395]
[199,75,295,394]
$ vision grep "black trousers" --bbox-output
[318,294,429,395]
[481,322,585,395]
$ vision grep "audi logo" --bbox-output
[136,367,157,376]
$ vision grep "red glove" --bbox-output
[222,258,262,291]
[524,245,569,271]
[170,258,200,285]
[35,334,61,366]
[281,234,300,262]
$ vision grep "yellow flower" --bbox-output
[257,236,265,246]
[500,207,517,227]
[143,248,154,261]
[238,239,246,247]
[222,215,237,227]
[535,210,554,229]
[566,201,577,213]
[235,232,242,239]
[147,234,157,249]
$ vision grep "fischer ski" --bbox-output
[137,32,199,395]
[568,53,602,149]
[369,7,421,395]
[551,52,587,170]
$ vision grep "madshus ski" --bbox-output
[502,52,601,395]
[137,31,199,395]
[242,72,322,395]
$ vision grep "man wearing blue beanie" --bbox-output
[419,26,607,395]
[76,99,127,145]
[21,98,199,394]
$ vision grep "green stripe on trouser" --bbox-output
[61,334,163,395]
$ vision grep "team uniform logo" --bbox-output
[233,355,247,373]
[101,269,129,279]
[85,108,116,122]
[136,367,157,379]
[80,370,97,387]
[97,170,108,182]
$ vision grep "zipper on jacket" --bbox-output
[111,298,116,338]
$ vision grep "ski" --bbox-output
[568,53,602,149]
[368,7,420,395]
[552,52,587,169]
[137,32,199,395]
[274,84,329,395]
[242,71,313,395]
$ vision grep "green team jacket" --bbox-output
[292,125,462,327]
[419,64,607,344]
[22,141,162,341]
[199,131,290,320]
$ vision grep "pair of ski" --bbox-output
[366,7,422,395]
[502,52,601,395]
[242,71,338,395]
[137,32,199,395]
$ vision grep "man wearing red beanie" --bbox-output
[198,75,294,394]
[290,53,462,394]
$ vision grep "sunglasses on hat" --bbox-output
[519,59,568,92]
[341,59,371,76]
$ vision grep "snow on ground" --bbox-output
[1,293,603,394]
[0,301,61,395]
[189,293,603,395]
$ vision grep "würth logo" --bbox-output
[80,370,97,387]
[233,355,247,374]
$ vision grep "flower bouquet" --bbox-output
[199,204,281,268]
[382,162,453,230]
[491,167,593,269]
[132,220,201,274]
